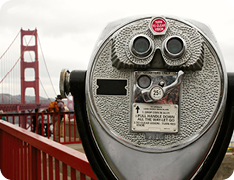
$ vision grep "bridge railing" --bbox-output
[0,112,81,145]
[0,120,97,180]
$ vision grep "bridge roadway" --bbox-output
[0,103,49,112]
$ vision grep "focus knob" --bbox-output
[59,69,71,98]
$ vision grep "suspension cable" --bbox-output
[37,34,57,96]
[0,30,20,60]
[0,30,36,84]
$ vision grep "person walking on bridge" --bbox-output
[0,110,6,121]
[48,95,65,142]
[32,108,39,132]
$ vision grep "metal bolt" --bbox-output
[159,81,165,87]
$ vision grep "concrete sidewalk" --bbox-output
[65,143,85,153]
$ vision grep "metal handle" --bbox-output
[162,70,184,95]
[142,70,184,102]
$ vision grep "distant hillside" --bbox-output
[0,93,53,104]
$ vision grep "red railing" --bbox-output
[0,120,97,180]
[0,103,49,113]
[0,112,81,145]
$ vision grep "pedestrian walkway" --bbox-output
[65,143,85,153]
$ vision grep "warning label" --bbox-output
[131,103,178,133]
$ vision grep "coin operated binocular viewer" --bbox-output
[60,16,234,180]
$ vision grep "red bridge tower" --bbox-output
[20,29,39,104]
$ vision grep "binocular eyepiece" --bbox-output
[129,34,186,60]
[60,16,234,180]
[111,17,203,71]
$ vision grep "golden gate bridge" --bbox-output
[0,28,96,180]
[0,28,73,112]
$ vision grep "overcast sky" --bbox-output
[0,0,234,98]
